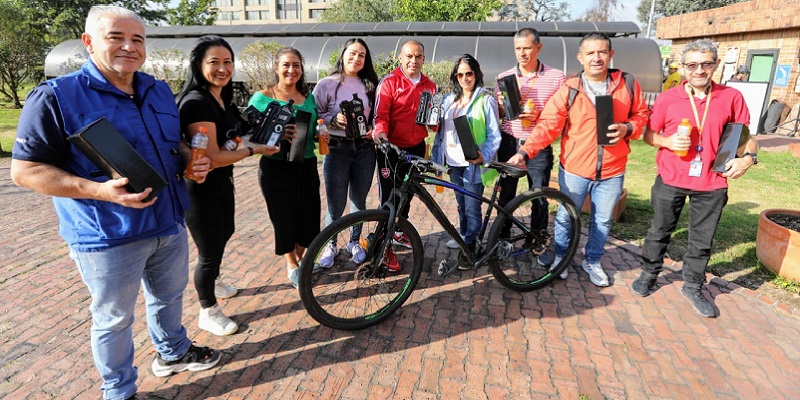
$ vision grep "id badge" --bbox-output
[689,158,703,177]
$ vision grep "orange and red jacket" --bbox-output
[518,69,649,180]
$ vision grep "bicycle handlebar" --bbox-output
[378,140,450,175]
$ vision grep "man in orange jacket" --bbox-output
[508,32,649,286]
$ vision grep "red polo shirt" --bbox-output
[648,82,750,191]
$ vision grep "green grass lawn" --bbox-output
[0,107,21,153]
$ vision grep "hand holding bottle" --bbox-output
[673,118,692,157]
[316,119,330,155]
[184,126,209,182]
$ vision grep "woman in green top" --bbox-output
[248,47,321,288]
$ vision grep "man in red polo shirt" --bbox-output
[632,39,758,318]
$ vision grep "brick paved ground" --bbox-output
[1,156,799,400]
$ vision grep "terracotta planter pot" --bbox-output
[756,209,800,281]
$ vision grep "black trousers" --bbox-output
[185,167,235,308]
[640,175,728,286]
[496,132,553,234]
[376,140,426,222]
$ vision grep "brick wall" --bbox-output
[656,0,800,112]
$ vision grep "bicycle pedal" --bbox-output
[497,240,513,260]
[437,259,458,277]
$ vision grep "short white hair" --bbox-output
[84,5,145,38]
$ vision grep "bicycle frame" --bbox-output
[382,165,535,269]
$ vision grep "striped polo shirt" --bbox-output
[494,62,566,139]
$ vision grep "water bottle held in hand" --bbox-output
[184,126,209,181]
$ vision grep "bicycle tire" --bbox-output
[298,209,423,330]
[486,188,581,291]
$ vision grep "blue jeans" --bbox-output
[71,225,192,400]
[448,166,484,245]
[641,175,728,286]
[555,168,624,263]
[323,139,376,242]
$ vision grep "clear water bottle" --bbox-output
[184,126,209,181]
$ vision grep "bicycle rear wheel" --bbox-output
[298,209,423,330]
[487,188,580,291]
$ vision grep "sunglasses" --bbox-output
[456,71,475,79]
[682,61,716,72]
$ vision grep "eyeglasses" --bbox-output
[456,71,474,79]
[682,61,716,72]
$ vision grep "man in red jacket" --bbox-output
[373,40,437,267]
[508,32,649,286]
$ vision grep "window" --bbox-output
[246,10,270,20]
[246,0,268,5]
[219,11,241,20]
[218,0,235,6]
[309,9,324,19]
[276,0,300,19]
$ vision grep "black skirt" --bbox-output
[258,156,321,255]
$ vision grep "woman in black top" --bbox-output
[177,35,278,336]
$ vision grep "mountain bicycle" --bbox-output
[298,141,580,330]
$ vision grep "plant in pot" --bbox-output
[756,209,800,281]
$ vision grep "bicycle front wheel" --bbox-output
[298,209,423,330]
[487,188,581,291]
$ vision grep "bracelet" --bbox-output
[247,147,254,156]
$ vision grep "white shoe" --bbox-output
[198,304,238,336]
[582,260,609,287]
[319,242,337,268]
[287,266,299,288]
[540,254,568,279]
[347,241,366,264]
[214,277,238,299]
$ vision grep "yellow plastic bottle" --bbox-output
[316,119,329,155]
[674,118,691,157]
[521,99,535,128]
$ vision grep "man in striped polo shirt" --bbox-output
[493,27,566,242]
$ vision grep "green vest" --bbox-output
[467,93,498,186]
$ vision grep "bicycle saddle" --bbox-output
[486,161,528,178]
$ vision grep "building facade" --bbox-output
[657,0,800,134]
[212,0,333,24]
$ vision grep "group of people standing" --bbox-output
[9,5,759,400]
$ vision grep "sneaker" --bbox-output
[287,266,299,289]
[541,254,568,280]
[214,277,238,299]
[151,344,221,377]
[382,248,401,272]
[582,260,609,287]
[347,241,366,263]
[446,235,463,249]
[392,231,412,248]
[632,272,658,297]
[319,242,337,269]
[681,285,715,318]
[198,304,238,336]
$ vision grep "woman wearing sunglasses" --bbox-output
[431,54,501,263]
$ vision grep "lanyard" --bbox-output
[517,61,544,101]
[688,86,712,143]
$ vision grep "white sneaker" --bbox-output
[540,254,568,279]
[347,241,366,264]
[214,277,238,299]
[319,242,337,269]
[582,260,609,287]
[446,234,464,250]
[287,266,299,288]
[198,304,238,336]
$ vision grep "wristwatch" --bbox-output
[743,152,758,165]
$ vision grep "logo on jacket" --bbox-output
[381,167,390,179]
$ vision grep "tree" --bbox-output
[497,0,571,22]
[238,40,284,93]
[392,0,503,22]
[578,0,622,22]
[167,0,217,26]
[0,0,46,108]
[320,0,395,23]
[143,48,189,94]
